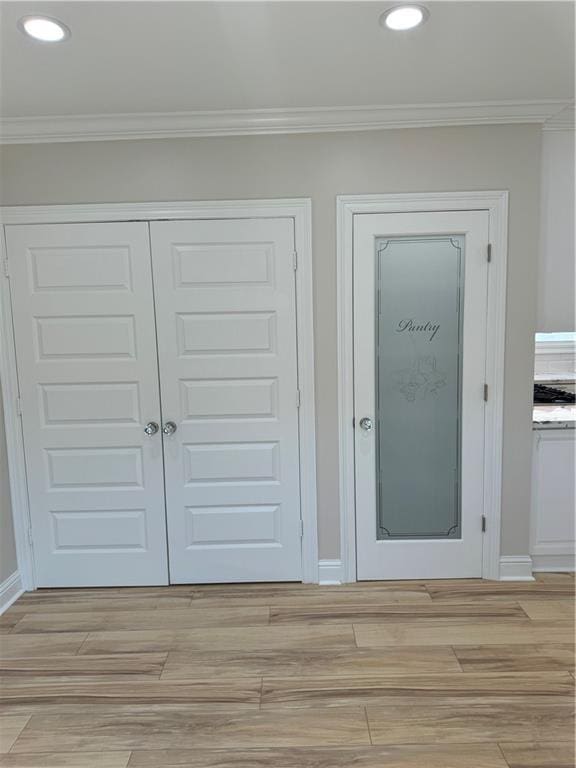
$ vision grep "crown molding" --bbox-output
[0,100,571,144]
[542,105,575,132]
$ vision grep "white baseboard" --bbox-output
[320,557,541,583]
[531,553,576,572]
[0,571,23,614]
[499,555,535,581]
[318,559,344,585]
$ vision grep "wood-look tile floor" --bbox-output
[0,573,574,767]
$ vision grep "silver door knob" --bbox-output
[144,421,159,436]
[359,417,373,432]
[162,421,177,435]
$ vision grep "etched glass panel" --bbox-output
[375,235,463,539]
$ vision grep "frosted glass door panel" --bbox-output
[375,236,463,540]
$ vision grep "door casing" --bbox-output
[0,199,317,590]
[337,192,509,583]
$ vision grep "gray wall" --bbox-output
[538,130,575,332]
[0,383,18,582]
[0,124,541,562]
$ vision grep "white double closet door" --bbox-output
[6,218,302,587]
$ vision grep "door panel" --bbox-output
[354,211,489,580]
[150,219,302,583]
[6,223,168,587]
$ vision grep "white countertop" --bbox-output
[533,404,576,428]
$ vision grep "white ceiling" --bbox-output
[0,1,574,119]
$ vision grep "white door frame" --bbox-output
[0,198,317,590]
[337,191,509,583]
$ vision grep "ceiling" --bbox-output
[0,1,574,120]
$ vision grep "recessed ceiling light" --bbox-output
[380,5,429,31]
[18,15,70,43]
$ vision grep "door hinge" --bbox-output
[352,417,356,428]
[299,519,304,538]
[16,397,23,417]
[27,526,34,548]
[483,383,489,402]
[2,258,9,278]
[296,389,301,408]
[487,244,492,263]
[481,515,487,533]
[292,251,298,271]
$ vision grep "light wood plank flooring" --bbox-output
[0,573,574,767]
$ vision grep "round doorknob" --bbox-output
[359,417,373,432]
[162,421,177,436]
[144,421,159,436]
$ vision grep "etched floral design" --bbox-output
[392,355,447,401]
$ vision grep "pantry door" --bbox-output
[150,218,302,583]
[354,211,489,580]
[6,222,169,587]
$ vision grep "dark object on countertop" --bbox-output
[534,383,576,405]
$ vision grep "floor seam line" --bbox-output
[496,741,512,767]
[6,713,32,755]
[7,616,26,635]
[75,633,90,656]
[158,650,170,678]
[450,644,466,673]
[363,705,373,746]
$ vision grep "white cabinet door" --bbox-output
[150,219,302,583]
[6,223,168,587]
[354,211,489,579]
[531,429,576,566]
